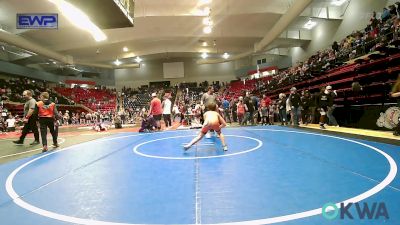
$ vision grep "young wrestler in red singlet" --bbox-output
[184,102,228,151]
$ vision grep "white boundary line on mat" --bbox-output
[4,128,397,225]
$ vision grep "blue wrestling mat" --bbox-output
[0,126,399,225]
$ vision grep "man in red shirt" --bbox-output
[149,93,163,130]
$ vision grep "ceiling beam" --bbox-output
[197,0,313,64]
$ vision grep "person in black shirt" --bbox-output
[316,87,333,129]
[301,90,312,125]
[288,87,301,126]
[242,92,255,125]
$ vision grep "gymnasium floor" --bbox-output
[0,126,399,225]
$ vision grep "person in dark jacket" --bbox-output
[288,87,301,126]
[301,90,313,125]
[243,92,255,125]
[316,87,333,129]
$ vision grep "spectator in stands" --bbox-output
[326,86,339,127]
[389,4,397,18]
[162,96,172,128]
[114,116,122,129]
[118,110,125,125]
[396,2,400,17]
[36,92,59,152]
[13,90,40,145]
[6,114,16,132]
[332,41,339,53]
[390,74,400,136]
[80,112,86,124]
[149,93,162,130]
[63,111,70,125]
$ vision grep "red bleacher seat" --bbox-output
[55,87,116,112]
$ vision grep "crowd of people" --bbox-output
[166,85,338,130]
[0,77,73,105]
[1,3,400,139]
[257,3,400,92]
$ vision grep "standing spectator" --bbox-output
[13,90,40,145]
[326,86,339,127]
[193,100,202,125]
[119,110,126,124]
[201,86,217,109]
[382,7,390,22]
[85,112,92,125]
[36,92,59,152]
[222,98,231,124]
[268,102,276,125]
[162,96,172,128]
[242,92,255,125]
[301,90,313,125]
[149,93,163,130]
[316,87,333,129]
[230,98,237,123]
[309,92,318,124]
[288,87,301,126]
[80,112,86,124]
[172,104,180,122]
[259,103,268,125]
[252,94,260,123]
[278,93,287,125]
[63,111,70,125]
[237,97,245,125]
